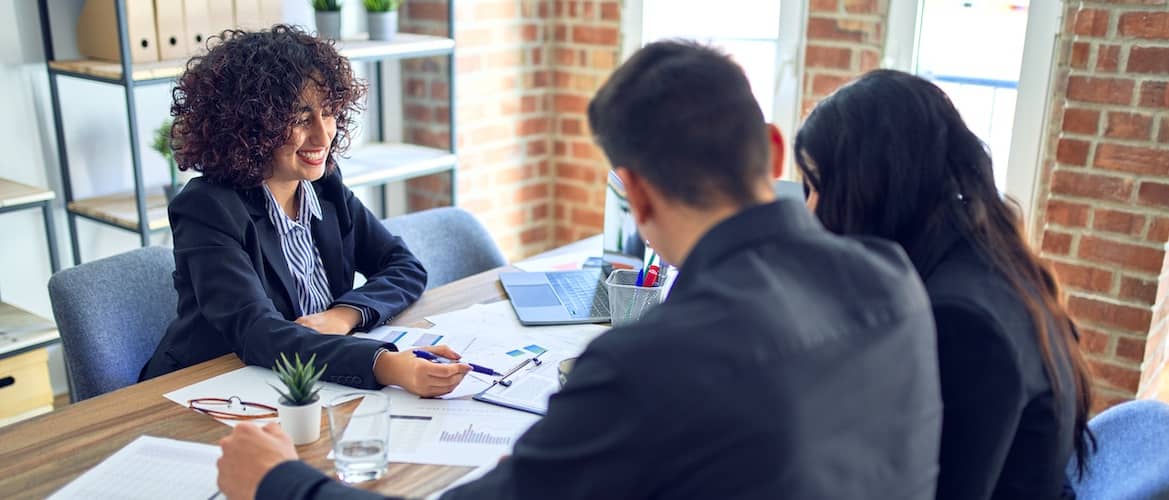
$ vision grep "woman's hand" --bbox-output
[375,345,471,397]
[295,307,361,335]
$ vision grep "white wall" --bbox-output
[0,0,405,397]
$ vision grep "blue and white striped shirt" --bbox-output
[262,181,369,327]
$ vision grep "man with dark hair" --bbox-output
[216,40,943,500]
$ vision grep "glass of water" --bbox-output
[327,392,390,483]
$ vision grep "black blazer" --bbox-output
[140,170,426,389]
[257,200,944,500]
[907,223,1077,500]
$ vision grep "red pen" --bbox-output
[644,265,660,287]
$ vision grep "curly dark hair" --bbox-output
[171,24,367,188]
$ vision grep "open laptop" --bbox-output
[499,171,636,325]
[500,269,610,325]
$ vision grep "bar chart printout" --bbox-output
[439,424,513,446]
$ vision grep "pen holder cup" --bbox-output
[605,269,665,327]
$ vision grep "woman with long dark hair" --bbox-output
[795,69,1093,499]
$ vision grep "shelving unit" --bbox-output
[36,1,458,264]
[0,179,60,426]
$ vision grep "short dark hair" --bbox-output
[171,25,367,189]
[587,40,769,207]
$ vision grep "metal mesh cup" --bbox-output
[605,269,665,326]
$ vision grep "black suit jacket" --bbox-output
[258,200,944,499]
[140,170,426,389]
[907,224,1078,500]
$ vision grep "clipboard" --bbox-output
[472,352,556,416]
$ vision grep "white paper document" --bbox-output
[382,389,540,467]
[49,436,221,500]
[163,365,363,426]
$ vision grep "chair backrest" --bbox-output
[1068,399,1169,500]
[383,207,507,289]
[48,246,177,402]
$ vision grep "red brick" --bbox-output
[1078,236,1166,274]
[810,0,838,12]
[519,117,550,135]
[554,182,590,203]
[807,17,873,43]
[1093,208,1147,236]
[1042,231,1074,255]
[1068,295,1154,333]
[519,182,549,202]
[1067,76,1134,105]
[601,1,620,21]
[570,207,604,228]
[1056,138,1091,166]
[1139,81,1169,108]
[1161,117,1169,143]
[1098,44,1121,73]
[1063,108,1100,135]
[1071,42,1090,70]
[844,0,879,14]
[571,26,619,45]
[407,2,448,22]
[520,225,548,245]
[1074,9,1110,37]
[558,162,601,184]
[1080,327,1112,355]
[1095,143,1169,175]
[1119,12,1169,40]
[1116,336,1148,364]
[1089,359,1142,392]
[805,45,853,70]
[553,94,589,113]
[1149,217,1169,243]
[1104,112,1154,140]
[1119,276,1159,304]
[1137,182,1169,209]
[1129,46,1169,74]
[1050,170,1134,202]
[859,49,880,71]
[560,117,582,135]
[1046,199,1091,227]
[811,73,852,96]
[1051,260,1114,293]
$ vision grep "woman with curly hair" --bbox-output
[796,69,1094,499]
[140,25,470,397]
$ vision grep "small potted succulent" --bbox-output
[271,353,328,445]
[364,0,400,41]
[151,119,183,202]
[312,0,343,39]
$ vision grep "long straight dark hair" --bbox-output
[795,69,1095,473]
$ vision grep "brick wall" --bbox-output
[802,0,890,117]
[549,1,622,246]
[1036,2,1169,409]
[398,0,619,259]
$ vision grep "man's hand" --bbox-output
[374,345,472,397]
[295,307,361,335]
[217,422,299,500]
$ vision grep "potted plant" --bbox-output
[271,353,328,445]
[151,119,183,202]
[312,0,343,39]
[364,0,400,40]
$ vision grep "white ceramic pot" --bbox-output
[315,11,342,40]
[368,11,398,41]
[278,396,322,445]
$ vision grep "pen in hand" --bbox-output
[413,350,503,377]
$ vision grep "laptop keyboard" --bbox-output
[548,272,610,318]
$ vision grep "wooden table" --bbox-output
[0,266,520,499]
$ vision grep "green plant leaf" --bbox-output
[272,352,326,405]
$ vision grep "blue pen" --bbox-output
[413,350,502,377]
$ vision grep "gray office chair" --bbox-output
[47,246,177,402]
[383,207,507,289]
[1067,399,1169,499]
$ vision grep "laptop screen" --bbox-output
[602,170,645,269]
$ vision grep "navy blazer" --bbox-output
[140,170,426,389]
[257,200,943,500]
